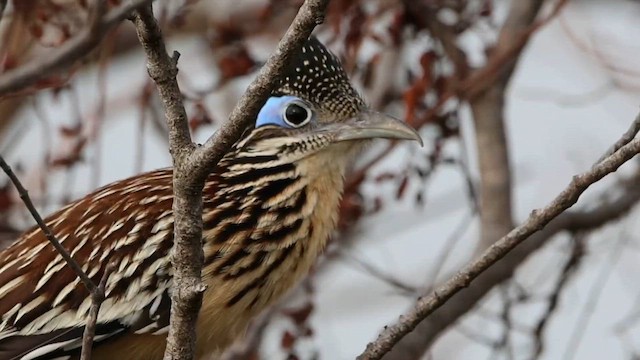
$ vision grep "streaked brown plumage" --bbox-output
[0,37,421,359]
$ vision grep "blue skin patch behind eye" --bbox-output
[256,96,304,129]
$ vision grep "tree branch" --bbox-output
[563,229,628,360]
[530,234,584,360]
[80,262,114,360]
[358,112,640,359]
[597,111,640,164]
[0,0,153,98]
[383,173,640,359]
[131,1,329,358]
[133,6,204,359]
[463,0,568,99]
[470,0,545,249]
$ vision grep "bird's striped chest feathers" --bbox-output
[200,138,347,313]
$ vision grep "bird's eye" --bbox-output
[283,102,312,127]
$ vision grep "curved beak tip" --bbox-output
[334,111,424,147]
[407,129,424,147]
[393,128,424,147]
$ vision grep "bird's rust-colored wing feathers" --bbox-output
[0,169,177,359]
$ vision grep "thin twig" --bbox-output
[80,262,115,360]
[496,286,515,360]
[357,114,640,359]
[0,155,96,292]
[424,210,476,290]
[530,235,584,360]
[454,323,500,347]
[596,111,640,165]
[0,0,153,97]
[563,230,629,360]
[345,254,417,295]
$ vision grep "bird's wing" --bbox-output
[0,169,176,359]
[1,322,123,360]
[0,291,173,360]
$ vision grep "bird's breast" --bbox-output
[195,155,345,355]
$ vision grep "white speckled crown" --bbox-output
[274,37,364,119]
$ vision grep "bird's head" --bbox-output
[234,37,422,168]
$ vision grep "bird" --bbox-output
[0,37,422,360]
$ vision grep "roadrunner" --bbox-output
[0,37,421,359]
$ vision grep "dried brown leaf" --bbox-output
[281,330,296,350]
[396,176,409,200]
[282,302,314,326]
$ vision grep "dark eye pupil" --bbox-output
[285,104,309,126]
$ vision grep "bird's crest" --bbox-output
[274,37,364,118]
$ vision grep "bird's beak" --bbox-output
[328,110,423,146]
